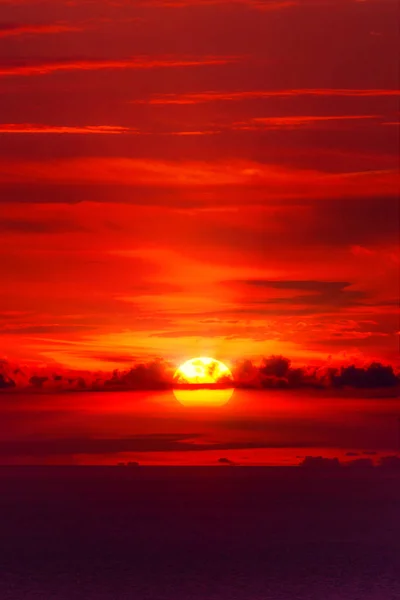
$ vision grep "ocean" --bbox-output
[0,466,399,599]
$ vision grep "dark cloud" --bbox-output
[300,456,375,469]
[0,374,16,390]
[300,454,400,469]
[234,357,400,389]
[0,218,86,234]
[332,363,399,388]
[233,280,352,291]
[29,376,49,389]
[0,434,202,457]
[91,354,137,365]
[218,457,236,465]
[227,280,366,308]
[346,458,374,469]
[0,325,95,335]
[103,360,174,390]
[0,433,322,459]
[379,455,400,469]
[299,456,341,469]
[1,356,399,392]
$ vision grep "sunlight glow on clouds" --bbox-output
[0,0,398,370]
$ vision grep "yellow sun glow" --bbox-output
[173,357,234,406]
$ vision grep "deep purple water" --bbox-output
[0,466,399,599]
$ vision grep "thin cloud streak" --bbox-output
[141,89,400,105]
[0,23,84,38]
[0,158,397,200]
[0,124,138,135]
[235,115,383,130]
[139,0,298,8]
[0,56,238,78]
[0,117,382,136]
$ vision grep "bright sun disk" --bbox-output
[173,357,234,406]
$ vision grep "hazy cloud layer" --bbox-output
[0,0,398,367]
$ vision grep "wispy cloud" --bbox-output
[235,115,382,130]
[0,124,221,136]
[0,124,137,134]
[0,115,386,136]
[0,22,83,38]
[140,89,400,105]
[138,0,298,8]
[0,56,238,77]
[0,159,397,203]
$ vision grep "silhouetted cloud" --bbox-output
[218,457,236,465]
[0,374,16,390]
[332,363,398,388]
[0,355,399,392]
[234,356,399,390]
[300,455,400,469]
[0,434,203,457]
[299,456,341,469]
[29,376,49,389]
[103,360,173,390]
[379,456,400,469]
[346,458,374,469]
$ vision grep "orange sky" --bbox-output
[0,0,399,372]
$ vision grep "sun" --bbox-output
[174,356,233,385]
[173,357,234,407]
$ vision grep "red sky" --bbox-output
[1,388,399,465]
[0,0,399,372]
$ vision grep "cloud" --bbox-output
[227,280,366,306]
[91,354,139,365]
[233,356,400,390]
[0,217,86,233]
[0,22,83,38]
[1,356,398,393]
[300,454,400,469]
[0,432,329,461]
[0,433,203,457]
[141,88,400,105]
[0,124,137,135]
[104,360,174,390]
[0,124,220,136]
[0,159,397,203]
[299,456,342,468]
[0,325,94,335]
[0,56,237,78]
[218,457,236,465]
[299,456,378,469]
[379,456,400,469]
[0,374,16,390]
[0,114,387,141]
[237,115,382,130]
[346,458,374,468]
[332,363,399,388]
[0,0,298,5]
[139,0,298,8]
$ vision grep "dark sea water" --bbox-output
[0,467,399,599]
